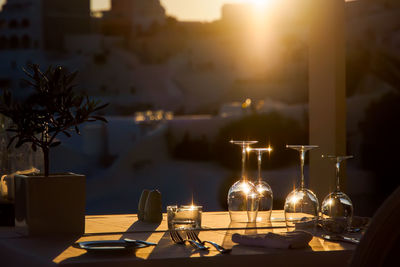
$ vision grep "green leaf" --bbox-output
[62,131,71,137]
[66,71,78,85]
[50,141,61,147]
[93,103,109,112]
[91,115,108,123]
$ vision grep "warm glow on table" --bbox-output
[0,211,355,266]
[51,211,352,265]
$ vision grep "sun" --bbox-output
[246,0,271,8]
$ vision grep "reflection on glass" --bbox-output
[227,140,259,222]
[248,147,273,222]
[284,145,319,228]
[321,155,354,234]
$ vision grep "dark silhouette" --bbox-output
[0,64,108,176]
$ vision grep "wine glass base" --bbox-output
[284,188,319,228]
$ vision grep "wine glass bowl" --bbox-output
[255,181,273,221]
[227,140,259,222]
[284,145,319,227]
[227,180,259,222]
[321,155,354,234]
[321,191,353,234]
[284,188,319,227]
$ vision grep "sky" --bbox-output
[0,0,263,22]
[91,0,266,21]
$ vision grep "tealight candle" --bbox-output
[167,205,202,230]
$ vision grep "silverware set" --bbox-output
[169,229,231,253]
[186,230,232,253]
[169,229,208,250]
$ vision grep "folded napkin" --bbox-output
[232,230,313,249]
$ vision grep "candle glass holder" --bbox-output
[167,205,202,230]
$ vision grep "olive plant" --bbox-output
[0,64,108,176]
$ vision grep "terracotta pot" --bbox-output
[14,173,85,236]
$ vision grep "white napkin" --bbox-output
[232,230,313,249]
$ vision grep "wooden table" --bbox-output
[0,211,357,266]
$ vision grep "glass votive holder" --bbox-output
[167,205,202,230]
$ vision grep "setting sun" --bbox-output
[247,0,272,8]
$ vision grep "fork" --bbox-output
[169,230,209,250]
[186,230,232,254]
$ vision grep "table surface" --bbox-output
[0,211,359,267]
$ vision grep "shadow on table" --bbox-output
[145,231,211,259]
[23,235,82,266]
[58,221,162,265]
[119,219,161,242]
[222,222,262,248]
[59,232,211,266]
[58,248,143,265]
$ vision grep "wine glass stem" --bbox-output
[300,149,305,189]
[257,151,262,182]
[335,161,341,191]
[241,146,246,180]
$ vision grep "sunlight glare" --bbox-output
[257,186,265,194]
[241,182,251,195]
[289,194,300,204]
[245,0,272,8]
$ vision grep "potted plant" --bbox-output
[0,64,108,235]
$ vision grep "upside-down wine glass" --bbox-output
[284,145,319,227]
[247,147,273,222]
[321,155,354,234]
[227,140,259,222]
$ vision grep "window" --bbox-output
[21,35,31,49]
[0,79,11,88]
[8,19,18,29]
[21,18,30,28]
[0,36,7,50]
[9,35,19,49]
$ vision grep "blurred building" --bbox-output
[0,0,90,51]
[41,0,91,50]
[0,0,43,51]
[0,0,90,91]
[102,0,165,37]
